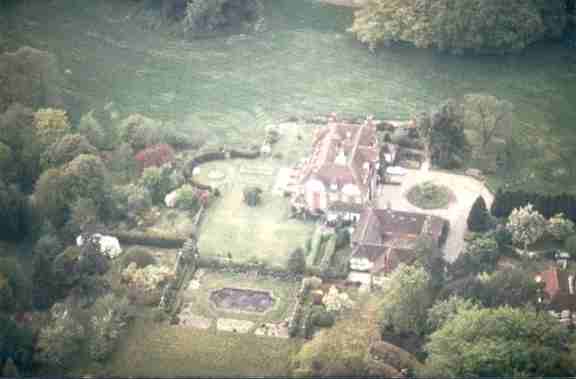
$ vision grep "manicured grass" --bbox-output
[406,181,453,209]
[197,159,315,268]
[102,313,302,377]
[182,270,301,324]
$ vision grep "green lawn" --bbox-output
[197,158,315,268]
[182,270,300,324]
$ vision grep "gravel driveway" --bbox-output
[376,169,493,262]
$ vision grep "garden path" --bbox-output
[377,168,493,262]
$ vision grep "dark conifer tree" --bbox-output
[467,196,490,232]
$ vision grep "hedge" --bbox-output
[491,189,576,222]
[110,231,185,248]
[196,256,300,280]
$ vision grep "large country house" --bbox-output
[291,116,383,220]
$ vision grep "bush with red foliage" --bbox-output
[134,143,175,170]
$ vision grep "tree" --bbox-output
[64,198,100,237]
[35,303,86,368]
[427,296,479,333]
[0,180,29,241]
[478,268,540,308]
[423,306,572,377]
[292,298,378,377]
[416,100,470,169]
[34,168,69,227]
[2,357,20,377]
[287,248,306,275]
[506,203,547,253]
[547,213,575,241]
[379,264,433,336]
[412,235,445,290]
[34,108,71,149]
[0,315,34,372]
[0,258,31,313]
[460,94,514,150]
[349,0,567,54]
[0,103,41,190]
[41,133,98,169]
[449,234,500,278]
[78,110,115,150]
[467,196,491,232]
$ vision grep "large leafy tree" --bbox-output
[423,306,573,377]
[292,297,379,377]
[350,0,567,54]
[460,94,514,150]
[379,264,433,336]
[415,100,469,169]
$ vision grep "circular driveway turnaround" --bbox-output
[377,169,494,262]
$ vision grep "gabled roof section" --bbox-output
[299,117,378,194]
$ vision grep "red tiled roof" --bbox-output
[540,267,561,299]
[299,119,378,195]
[351,206,447,274]
[537,267,576,311]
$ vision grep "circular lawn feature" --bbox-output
[210,287,275,313]
[406,181,453,209]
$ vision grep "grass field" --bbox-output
[101,312,302,377]
[182,270,300,324]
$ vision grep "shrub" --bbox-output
[134,143,175,171]
[287,248,306,275]
[406,181,452,210]
[122,247,157,269]
[173,185,200,211]
[139,166,174,204]
[547,213,575,241]
[78,110,115,150]
[88,294,130,361]
[311,307,335,328]
[41,133,98,169]
[119,113,163,151]
[35,303,85,368]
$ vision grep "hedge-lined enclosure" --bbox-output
[491,190,576,221]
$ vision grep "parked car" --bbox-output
[386,166,407,176]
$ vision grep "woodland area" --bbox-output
[2,0,576,377]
